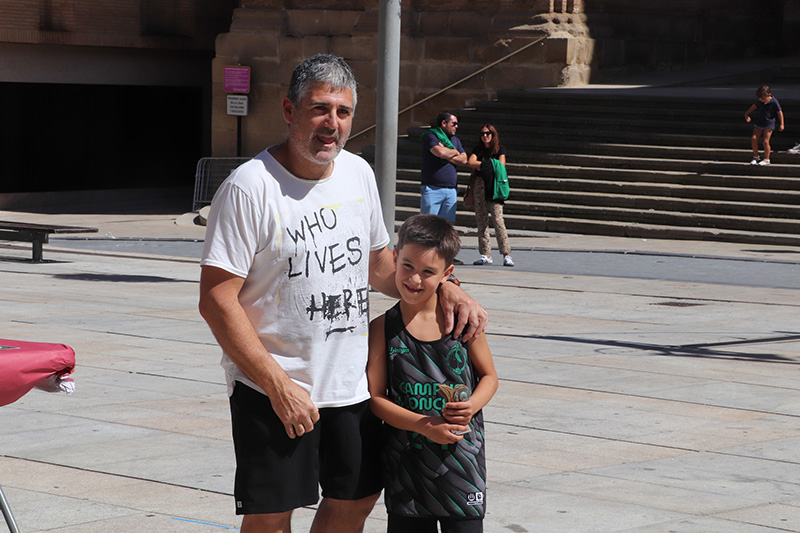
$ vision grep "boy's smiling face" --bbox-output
[394,243,454,306]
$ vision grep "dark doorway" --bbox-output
[0,82,203,193]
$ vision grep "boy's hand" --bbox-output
[442,400,476,426]
[420,416,468,445]
[745,115,751,123]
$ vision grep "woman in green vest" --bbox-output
[467,123,514,267]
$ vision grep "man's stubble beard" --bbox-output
[292,126,351,166]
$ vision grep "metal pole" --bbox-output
[375,0,401,245]
[0,485,20,533]
[236,116,242,157]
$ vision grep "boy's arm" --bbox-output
[367,317,467,445]
[199,265,319,439]
[778,110,785,131]
[442,332,499,426]
[745,103,757,122]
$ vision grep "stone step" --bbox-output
[425,123,796,152]
[514,153,800,176]
[390,147,800,179]
[393,189,800,234]
[500,165,800,189]
[472,105,777,125]
[393,172,800,207]
[774,67,800,82]
[520,191,800,219]
[394,205,800,246]
[420,114,740,137]
[399,136,799,165]
[473,99,743,120]
[404,123,797,152]
[510,142,746,162]
[494,88,800,108]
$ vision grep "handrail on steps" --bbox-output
[349,35,547,142]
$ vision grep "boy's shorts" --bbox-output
[388,513,484,533]
[229,381,383,515]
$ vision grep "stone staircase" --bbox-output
[366,77,800,246]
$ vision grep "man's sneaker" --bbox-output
[473,255,493,265]
[759,159,771,166]
[503,255,515,267]
[452,258,464,265]
[750,158,760,165]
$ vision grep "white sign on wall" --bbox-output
[227,95,249,117]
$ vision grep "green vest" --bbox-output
[491,159,509,202]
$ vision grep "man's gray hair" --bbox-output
[287,54,358,109]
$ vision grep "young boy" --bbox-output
[745,85,785,166]
[367,214,499,533]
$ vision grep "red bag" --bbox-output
[0,338,75,406]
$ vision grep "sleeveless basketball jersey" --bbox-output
[382,303,486,519]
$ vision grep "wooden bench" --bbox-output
[0,221,98,262]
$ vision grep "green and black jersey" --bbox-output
[382,303,486,519]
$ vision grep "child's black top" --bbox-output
[381,302,487,519]
[753,97,782,130]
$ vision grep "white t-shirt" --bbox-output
[201,148,390,407]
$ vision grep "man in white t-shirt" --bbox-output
[199,54,487,533]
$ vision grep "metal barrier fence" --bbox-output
[192,157,250,211]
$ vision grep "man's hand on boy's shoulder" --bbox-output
[438,281,488,341]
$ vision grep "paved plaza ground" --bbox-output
[1,206,800,532]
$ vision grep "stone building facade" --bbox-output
[213,0,592,155]
[0,0,796,197]
[212,0,798,156]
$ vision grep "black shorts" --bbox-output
[229,381,383,515]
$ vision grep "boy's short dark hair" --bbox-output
[757,85,772,98]
[397,214,461,267]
